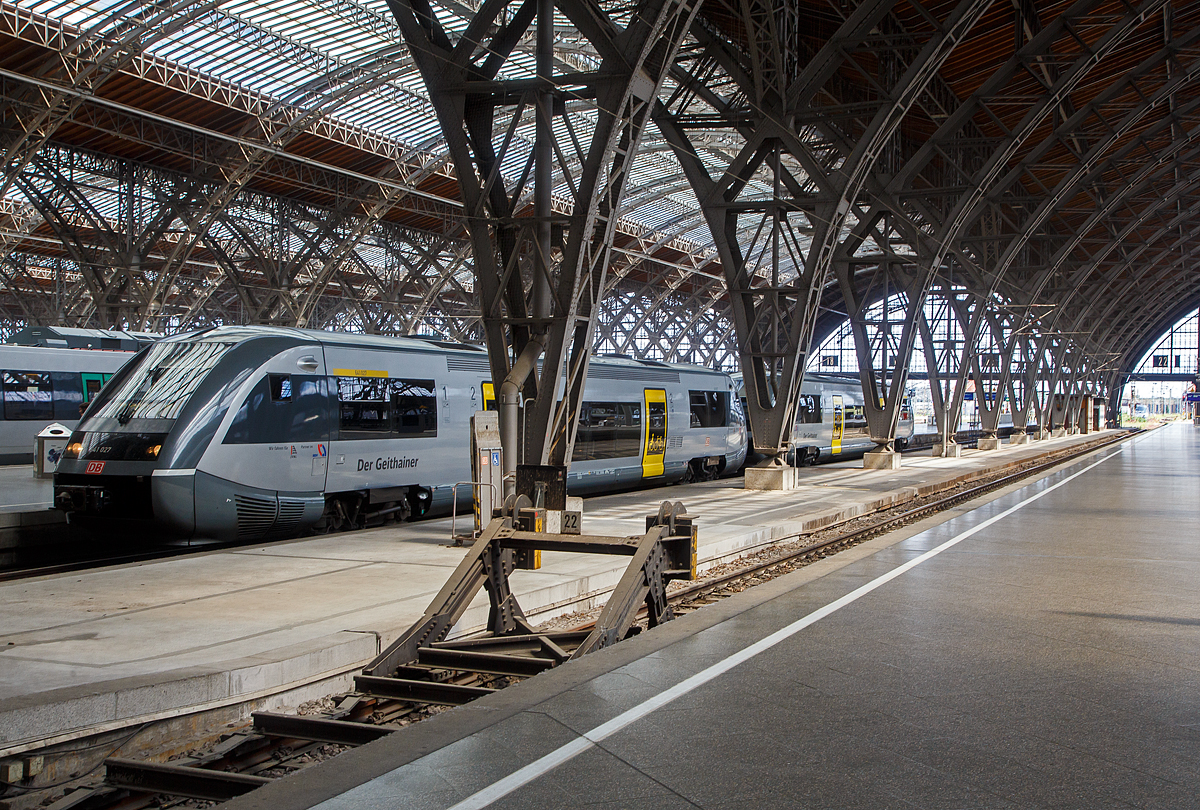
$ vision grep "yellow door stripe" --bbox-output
[642,388,667,478]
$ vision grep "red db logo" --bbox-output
[85,461,105,474]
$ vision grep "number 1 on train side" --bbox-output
[642,388,667,478]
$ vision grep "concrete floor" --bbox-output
[0,430,1120,757]
[0,465,53,513]
[227,424,1200,810]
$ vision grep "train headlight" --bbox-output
[146,444,161,459]
[64,441,82,459]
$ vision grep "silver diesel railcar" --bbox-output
[54,327,747,541]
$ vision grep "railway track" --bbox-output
[21,430,1136,810]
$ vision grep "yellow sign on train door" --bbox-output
[642,388,667,478]
[831,394,844,454]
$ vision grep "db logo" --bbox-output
[85,461,105,474]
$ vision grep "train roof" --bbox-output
[8,325,160,350]
[162,326,731,377]
[0,343,137,359]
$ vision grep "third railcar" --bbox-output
[737,373,915,465]
[55,327,746,541]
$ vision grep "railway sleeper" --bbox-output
[252,712,398,746]
[104,758,271,802]
[354,674,497,705]
[416,646,560,677]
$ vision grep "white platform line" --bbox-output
[338,444,1129,810]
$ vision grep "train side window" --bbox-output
[575,401,641,460]
[270,374,292,402]
[3,371,54,421]
[337,376,437,439]
[796,394,821,424]
[50,372,83,420]
[392,379,437,435]
[689,391,728,428]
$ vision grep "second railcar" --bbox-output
[0,344,133,464]
[55,327,746,541]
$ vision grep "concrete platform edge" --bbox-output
[0,630,378,757]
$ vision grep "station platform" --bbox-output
[0,430,1123,762]
[224,422,1198,810]
[0,466,61,568]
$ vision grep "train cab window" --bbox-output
[225,375,331,444]
[3,371,53,420]
[575,401,641,460]
[337,376,437,439]
[689,391,729,429]
[729,394,746,427]
[270,374,292,402]
[796,394,821,424]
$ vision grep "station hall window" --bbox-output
[337,376,437,439]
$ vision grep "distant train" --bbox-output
[0,345,133,465]
[737,373,915,465]
[54,327,747,541]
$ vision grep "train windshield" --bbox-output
[90,340,235,424]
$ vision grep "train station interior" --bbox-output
[2,0,1200,807]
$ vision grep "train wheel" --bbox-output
[313,499,346,534]
[679,462,697,485]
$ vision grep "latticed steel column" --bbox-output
[384,0,701,484]
[833,258,925,453]
[914,283,983,451]
[656,0,990,465]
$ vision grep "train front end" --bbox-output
[53,331,292,539]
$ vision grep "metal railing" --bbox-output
[450,481,497,546]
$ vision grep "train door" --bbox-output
[642,388,667,477]
[79,372,113,407]
[831,394,844,454]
